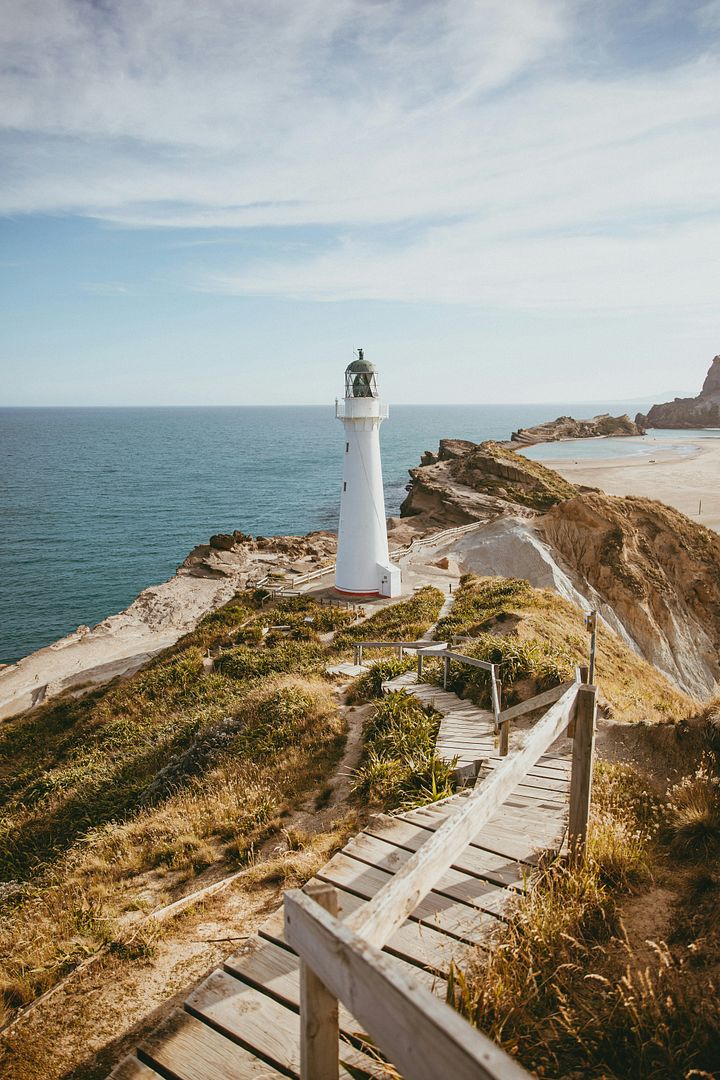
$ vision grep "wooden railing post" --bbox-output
[568,665,588,737]
[417,651,424,680]
[568,684,597,862]
[298,882,339,1080]
[443,654,449,690]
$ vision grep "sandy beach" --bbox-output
[545,436,720,533]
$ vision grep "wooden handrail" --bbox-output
[438,648,497,672]
[419,648,502,732]
[285,680,599,1079]
[498,681,576,726]
[345,684,581,949]
[285,888,531,1080]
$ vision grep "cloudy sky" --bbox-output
[2,0,719,405]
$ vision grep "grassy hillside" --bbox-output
[433,574,694,722]
[0,586,444,1030]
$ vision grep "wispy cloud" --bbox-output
[1,0,719,313]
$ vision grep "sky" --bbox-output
[1,0,719,406]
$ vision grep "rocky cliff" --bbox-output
[510,413,644,446]
[542,494,720,695]
[397,439,579,531]
[636,355,720,428]
[396,438,720,696]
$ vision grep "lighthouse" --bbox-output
[335,351,402,598]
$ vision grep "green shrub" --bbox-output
[435,575,534,639]
[333,587,444,651]
[347,657,417,703]
[215,641,322,681]
[353,690,454,809]
[434,634,574,708]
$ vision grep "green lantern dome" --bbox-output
[344,349,378,398]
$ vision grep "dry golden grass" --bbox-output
[436,574,695,723]
[449,757,720,1078]
[0,674,343,1026]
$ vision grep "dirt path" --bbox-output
[260,685,370,854]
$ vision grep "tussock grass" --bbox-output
[665,757,720,859]
[352,690,455,809]
[449,758,720,1078]
[433,574,694,723]
[346,657,417,703]
[332,586,444,652]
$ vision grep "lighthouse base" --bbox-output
[334,560,402,599]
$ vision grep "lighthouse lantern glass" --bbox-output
[344,368,379,398]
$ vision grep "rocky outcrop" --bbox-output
[636,355,720,429]
[397,439,579,533]
[510,413,644,446]
[542,494,720,696]
[397,438,720,696]
[181,530,336,580]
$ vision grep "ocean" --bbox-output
[0,401,665,663]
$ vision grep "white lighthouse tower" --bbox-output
[335,351,401,598]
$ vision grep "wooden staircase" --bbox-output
[110,677,592,1080]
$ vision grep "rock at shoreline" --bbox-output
[510,413,644,446]
[636,354,720,429]
[397,438,579,530]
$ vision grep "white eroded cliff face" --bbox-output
[397,440,720,700]
[406,512,716,699]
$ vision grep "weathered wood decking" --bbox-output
[109,738,571,1079]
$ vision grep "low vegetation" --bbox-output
[449,752,720,1078]
[332,585,444,652]
[0,673,344,1025]
[352,690,455,809]
[433,574,694,723]
[0,584,447,1032]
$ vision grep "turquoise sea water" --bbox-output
[0,401,678,662]
[520,429,719,463]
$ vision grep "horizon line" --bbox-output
[0,398,679,410]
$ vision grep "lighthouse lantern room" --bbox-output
[335,351,402,597]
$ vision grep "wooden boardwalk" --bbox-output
[110,664,572,1080]
[382,670,498,769]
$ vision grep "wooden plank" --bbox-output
[185,970,386,1078]
[260,879,473,976]
[480,762,570,793]
[285,890,531,1080]
[300,882,339,1079]
[428,802,561,844]
[339,833,513,917]
[498,681,575,725]
[224,932,446,1013]
[316,850,498,943]
[108,1057,165,1080]
[365,816,527,889]
[403,799,565,846]
[138,1009,286,1079]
